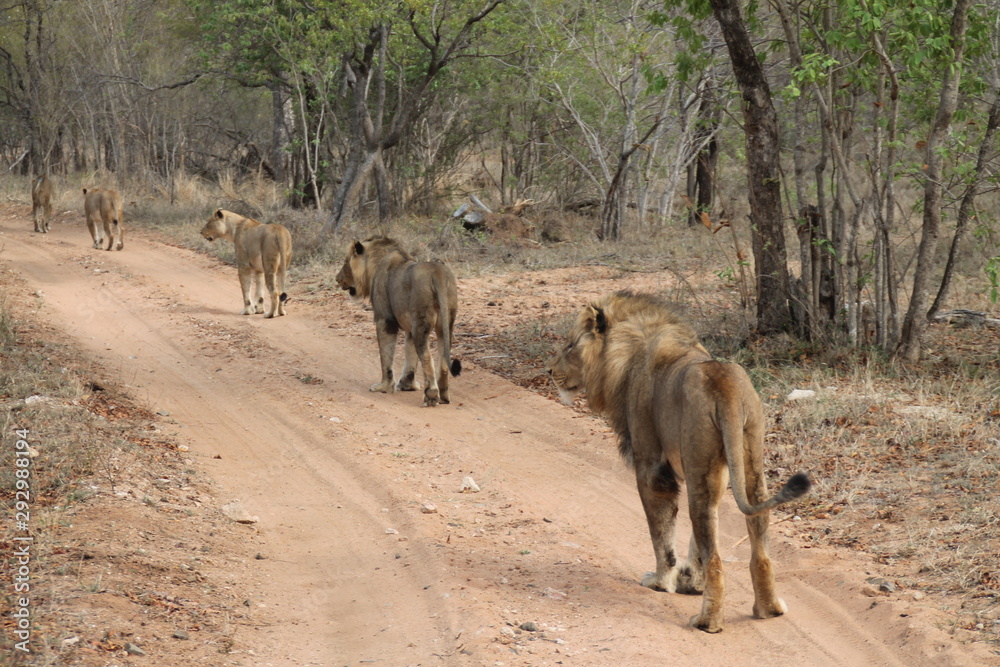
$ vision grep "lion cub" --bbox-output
[200,209,292,318]
[31,176,53,233]
[547,291,811,633]
[336,236,461,407]
[82,188,124,251]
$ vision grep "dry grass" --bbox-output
[0,286,251,663]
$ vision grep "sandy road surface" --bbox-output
[1,209,993,666]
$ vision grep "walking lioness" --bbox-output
[82,188,124,251]
[200,209,292,318]
[546,291,811,633]
[336,236,460,407]
[31,176,53,233]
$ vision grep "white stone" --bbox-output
[787,389,816,400]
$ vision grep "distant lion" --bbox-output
[200,209,292,318]
[546,291,811,633]
[336,236,461,407]
[82,188,124,251]
[31,176,53,233]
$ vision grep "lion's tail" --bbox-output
[435,276,461,378]
[721,397,811,517]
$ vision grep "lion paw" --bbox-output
[396,372,419,392]
[676,565,704,595]
[753,597,787,619]
[690,612,724,634]
[641,570,677,593]
[423,388,440,407]
[369,382,391,394]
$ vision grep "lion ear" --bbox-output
[582,304,605,335]
[354,240,365,255]
[214,209,224,219]
[594,307,608,335]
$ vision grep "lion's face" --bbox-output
[546,332,588,406]
[200,211,227,242]
[546,304,609,405]
[335,241,366,300]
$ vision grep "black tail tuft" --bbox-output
[780,472,812,502]
[280,292,288,303]
[450,358,462,377]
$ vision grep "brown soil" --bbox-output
[1,206,997,666]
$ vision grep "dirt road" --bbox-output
[1,209,993,666]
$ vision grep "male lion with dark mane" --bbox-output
[200,209,292,318]
[546,291,811,633]
[336,236,460,407]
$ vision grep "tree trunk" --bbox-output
[867,14,902,350]
[774,0,817,337]
[686,82,720,228]
[270,77,293,186]
[327,143,380,233]
[929,85,1000,318]
[21,0,47,174]
[709,0,791,334]
[898,0,972,361]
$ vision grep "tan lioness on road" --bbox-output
[82,188,124,251]
[335,236,460,406]
[31,176,53,233]
[200,209,292,318]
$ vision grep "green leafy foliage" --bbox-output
[986,256,1000,304]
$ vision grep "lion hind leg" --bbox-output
[371,322,398,394]
[88,219,103,249]
[253,271,266,314]
[690,552,726,633]
[636,462,682,593]
[396,335,421,391]
[436,328,452,404]
[746,510,787,619]
[687,469,727,633]
[238,267,256,315]
[277,248,290,316]
[412,330,441,407]
[104,220,115,251]
[264,269,279,318]
[676,533,705,594]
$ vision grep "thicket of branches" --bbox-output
[2,0,998,357]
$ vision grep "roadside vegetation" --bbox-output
[0,280,250,664]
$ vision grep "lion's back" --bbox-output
[378,259,456,320]
[84,188,121,219]
[32,176,52,204]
